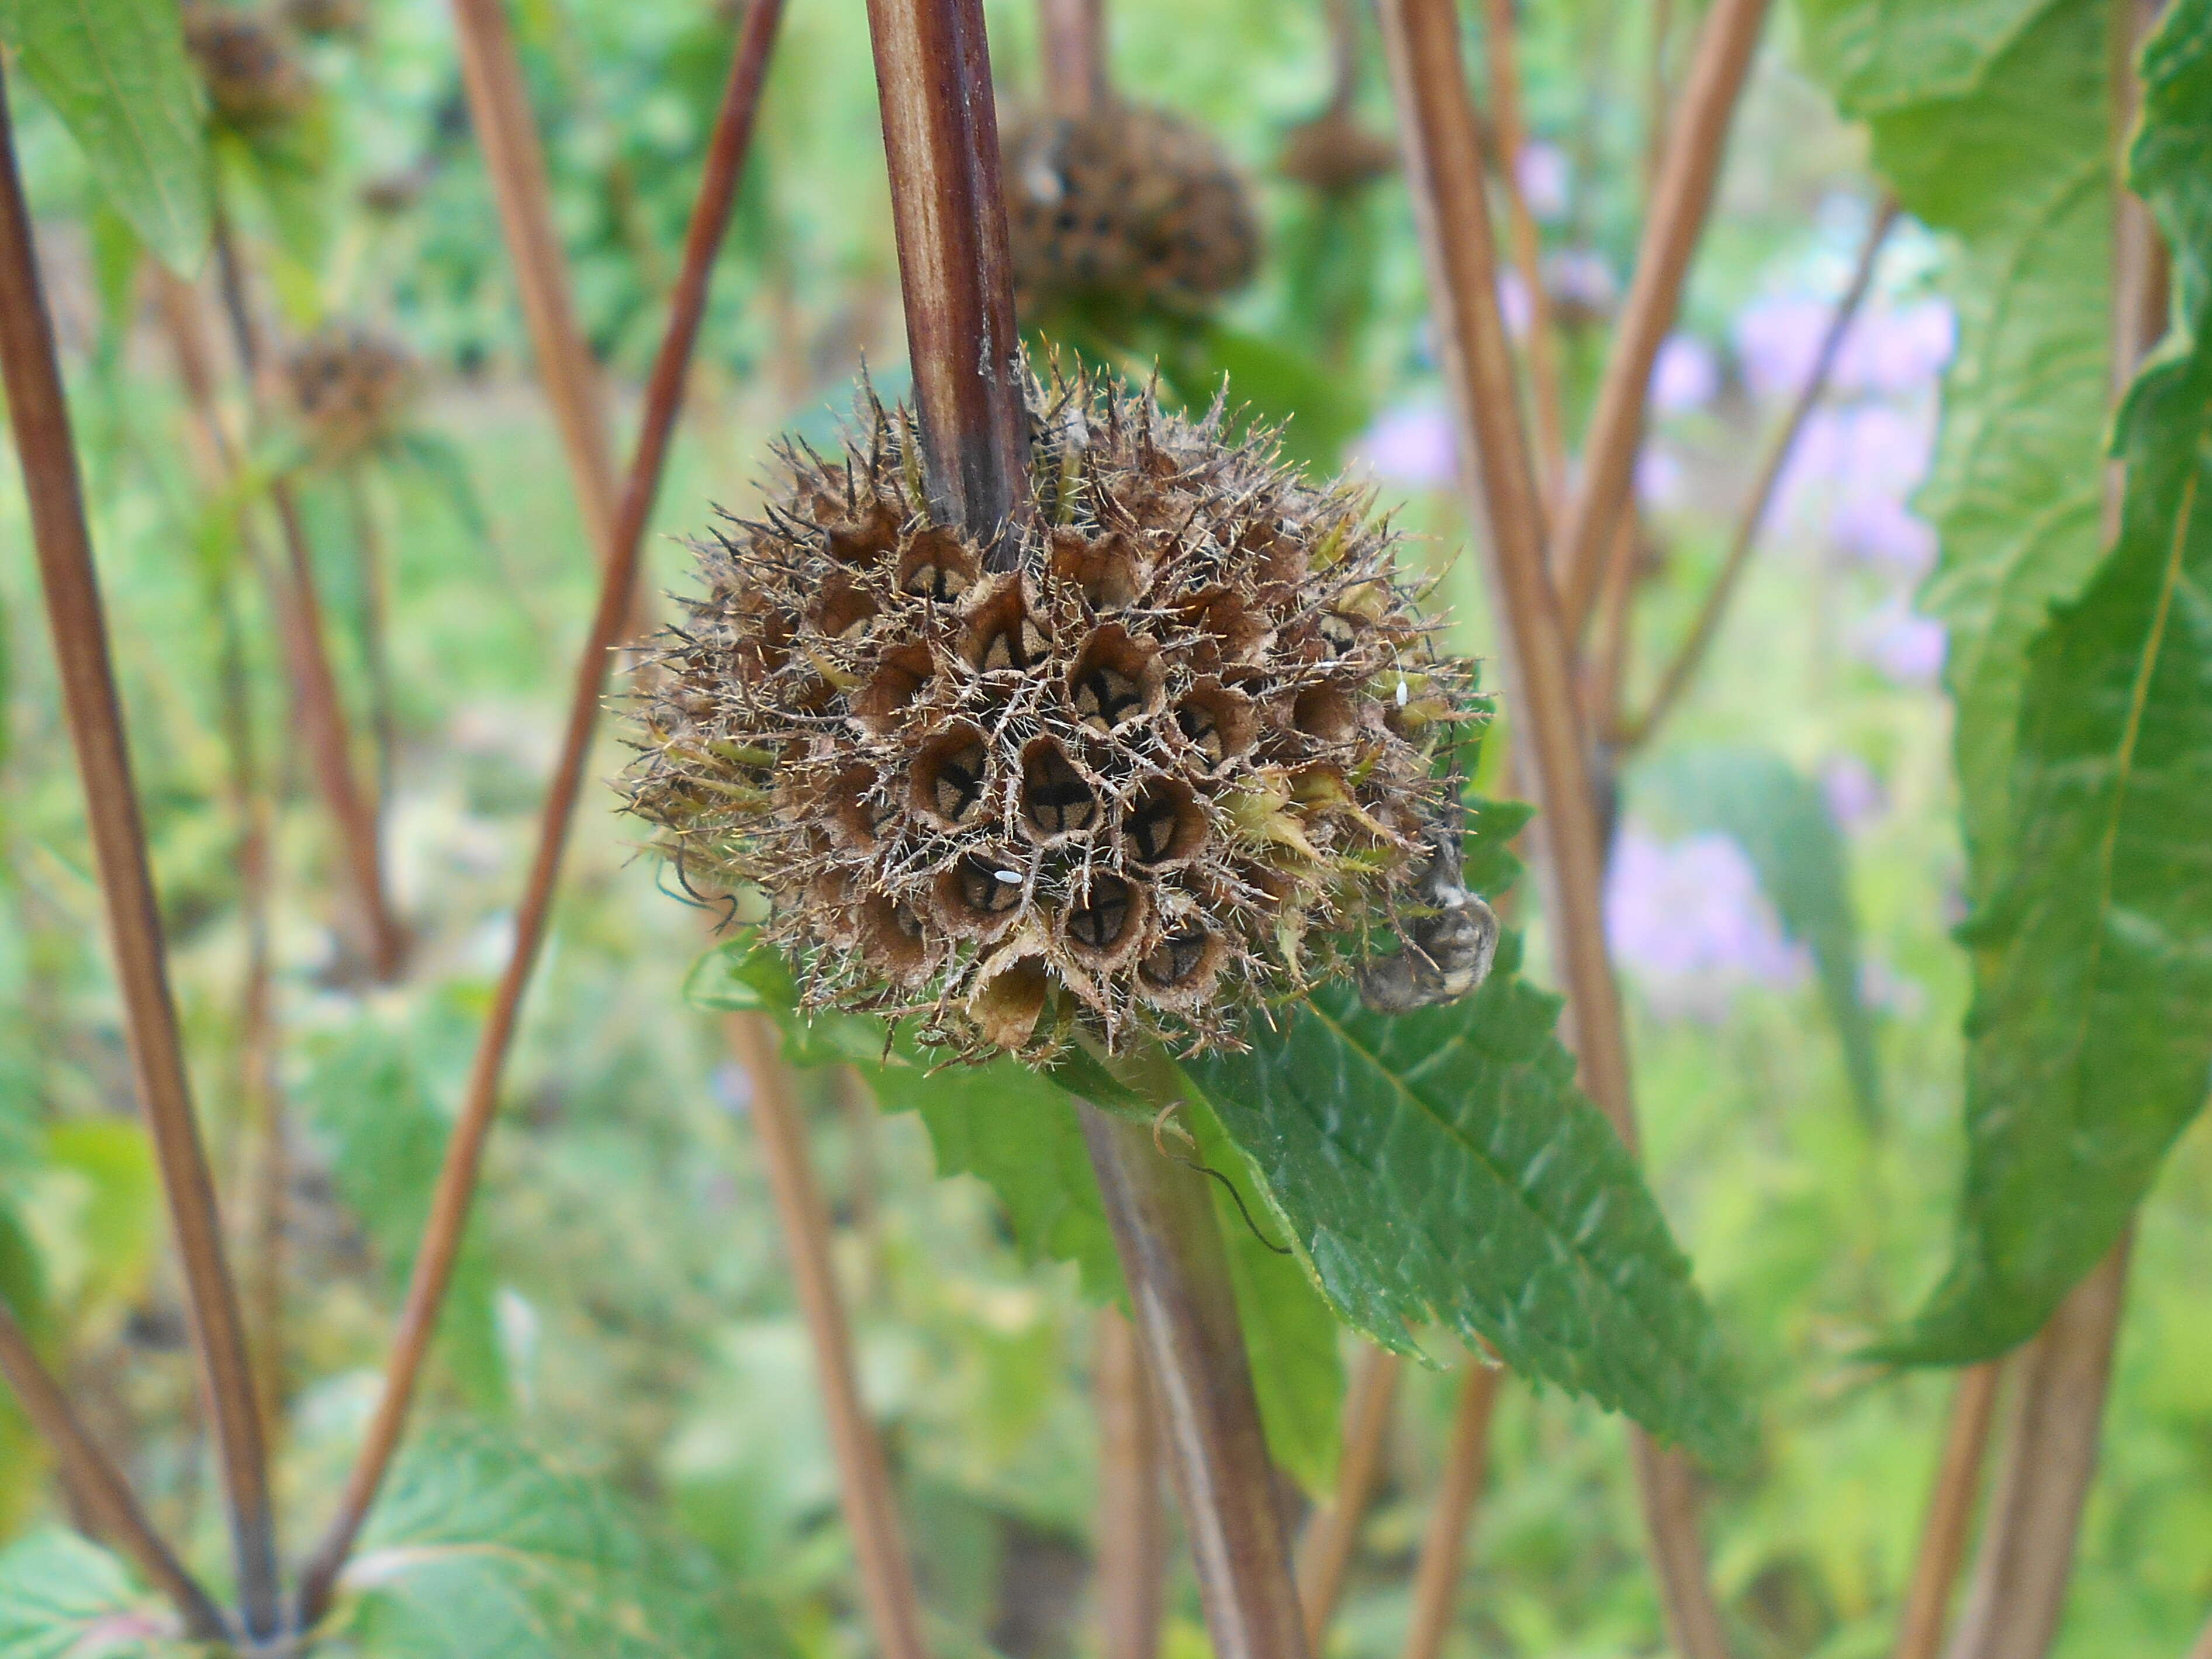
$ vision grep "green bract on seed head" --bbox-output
[623,369,1489,1060]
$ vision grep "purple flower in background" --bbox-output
[1855,597,1947,686]
[1544,248,1617,317]
[1350,402,1457,488]
[1831,493,1937,573]
[1517,140,1571,221]
[1498,267,1533,340]
[1636,445,1684,507]
[1605,827,1811,1021]
[1734,293,1956,403]
[1820,754,1886,830]
[1651,334,1720,414]
[1774,402,1940,559]
[1734,295,1830,402]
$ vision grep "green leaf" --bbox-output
[1155,319,1370,473]
[1184,935,1752,1469]
[1637,748,1882,1126]
[337,1422,785,1659]
[40,1119,158,1326]
[298,1028,508,1413]
[0,0,210,272]
[1184,1098,1344,1495]
[0,1530,186,1659]
[1886,0,2212,1363]
[1792,0,2052,115]
[1850,0,2113,902]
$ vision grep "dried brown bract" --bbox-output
[281,324,416,464]
[1277,105,1398,197]
[624,369,1486,1059]
[1002,103,1259,317]
[184,4,314,132]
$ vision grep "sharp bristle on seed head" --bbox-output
[619,368,1488,1062]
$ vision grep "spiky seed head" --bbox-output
[1277,106,1398,197]
[281,324,416,464]
[1001,103,1260,318]
[624,369,1485,1059]
[184,4,313,130]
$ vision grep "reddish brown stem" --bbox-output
[449,0,620,558]
[295,0,787,1620]
[1481,0,1567,513]
[1401,1365,1503,1659]
[1555,0,1771,634]
[865,0,1031,557]
[1098,1305,1169,1659]
[0,69,281,1643]
[1039,0,1107,113]
[1943,1238,2130,1659]
[1620,196,1897,752]
[1893,1361,2003,1659]
[1297,1347,1402,1646]
[1375,3,1733,1653]
[728,1016,931,1659]
[0,1302,229,1642]
[1083,1105,1311,1659]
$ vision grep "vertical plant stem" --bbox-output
[1554,0,1772,633]
[1039,0,1107,112]
[1376,4,1733,1654]
[448,0,621,558]
[1620,196,1897,751]
[1400,1365,1503,1659]
[0,70,281,1643]
[727,1015,931,1659]
[296,0,787,1619]
[864,0,1031,555]
[1297,1347,1401,1646]
[0,1303,230,1642]
[1941,1238,2130,1659]
[1082,1105,1311,1659]
[1097,1305,1168,1659]
[348,471,399,808]
[1480,0,1567,510]
[1589,507,1641,738]
[2186,1610,2212,1659]
[1893,1361,2003,1659]
[210,216,407,980]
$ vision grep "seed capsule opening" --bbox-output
[1291,685,1361,744]
[931,853,1029,942]
[960,579,1050,673]
[822,767,896,851]
[1170,682,1257,772]
[896,526,979,602]
[913,725,992,828]
[822,497,903,566]
[1119,777,1209,869]
[1019,737,1099,844]
[1057,874,1149,970]
[1135,925,1226,1009]
[852,644,936,735]
[859,894,935,986]
[1050,527,1148,610]
[813,576,880,641]
[1067,625,1165,733]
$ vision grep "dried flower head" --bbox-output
[1277,105,1398,197]
[184,4,314,131]
[625,370,1489,1059]
[1002,103,1259,318]
[284,0,365,37]
[281,324,416,464]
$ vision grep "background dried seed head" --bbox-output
[183,3,315,132]
[624,370,1486,1060]
[280,324,417,464]
[1001,102,1260,317]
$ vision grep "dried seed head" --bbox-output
[1276,105,1399,197]
[1002,102,1260,318]
[624,369,1487,1058]
[281,324,416,464]
[283,0,364,37]
[184,4,314,131]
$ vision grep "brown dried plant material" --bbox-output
[284,0,364,38]
[1002,103,1259,317]
[281,323,416,464]
[184,4,314,132]
[625,368,1487,1057]
[1277,104,1397,198]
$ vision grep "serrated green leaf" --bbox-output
[0,1530,187,1659]
[1184,936,1752,1469]
[1792,0,2053,115]
[298,1029,507,1413]
[0,0,209,272]
[1851,0,2113,902]
[1637,748,1881,1125]
[1888,0,2212,1363]
[337,1423,784,1659]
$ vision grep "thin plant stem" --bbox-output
[1039,0,1107,113]
[0,1302,230,1643]
[1554,0,1772,634]
[449,0,621,559]
[1589,506,1641,738]
[210,213,407,980]
[295,0,788,1620]
[1083,1102,1312,1659]
[1399,1364,1503,1659]
[1892,1361,2003,1659]
[1097,1305,1168,1659]
[1480,0,1567,512]
[726,1015,931,1659]
[347,470,399,809]
[0,69,281,1643]
[1942,1237,2130,1659]
[1375,3,1733,1653]
[1297,1347,1402,1646]
[1620,196,1897,752]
